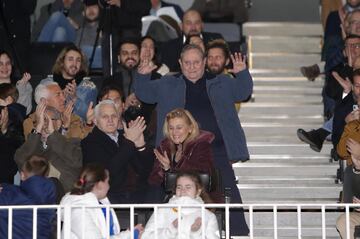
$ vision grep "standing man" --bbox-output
[0,0,37,74]
[135,44,252,236]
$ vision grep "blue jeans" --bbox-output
[40,77,98,121]
[74,79,98,121]
[322,116,333,133]
[81,45,102,69]
[38,12,76,42]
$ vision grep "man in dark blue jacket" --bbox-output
[0,155,56,239]
[135,44,252,236]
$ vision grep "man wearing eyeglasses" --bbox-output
[134,44,252,236]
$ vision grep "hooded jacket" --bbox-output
[0,176,56,239]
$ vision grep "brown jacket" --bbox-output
[23,112,92,140]
[337,119,360,165]
[14,131,82,192]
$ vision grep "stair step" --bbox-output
[237,176,337,185]
[233,163,338,177]
[246,143,333,155]
[243,22,322,37]
[240,105,323,117]
[250,69,305,77]
[249,36,321,54]
[240,185,341,200]
[242,154,332,163]
[250,53,320,70]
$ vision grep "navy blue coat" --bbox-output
[0,176,56,239]
[134,70,253,161]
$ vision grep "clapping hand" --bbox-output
[154,149,170,170]
[123,116,146,147]
[61,101,74,129]
[228,53,247,74]
[332,71,352,94]
[347,138,360,168]
[64,80,77,102]
[86,101,94,125]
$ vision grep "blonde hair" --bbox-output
[52,45,88,75]
[163,108,200,145]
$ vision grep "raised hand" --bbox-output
[138,55,157,75]
[124,93,141,109]
[64,80,77,102]
[86,101,94,125]
[172,218,178,229]
[228,52,246,74]
[61,101,74,129]
[332,71,352,94]
[123,116,146,147]
[44,113,55,135]
[35,99,47,133]
[17,72,31,85]
[154,149,170,170]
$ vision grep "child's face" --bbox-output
[20,171,30,181]
[175,176,201,198]
[94,175,110,200]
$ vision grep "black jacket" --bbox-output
[332,92,356,148]
[160,32,223,72]
[81,126,154,202]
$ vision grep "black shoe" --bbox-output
[297,128,323,152]
[300,64,320,81]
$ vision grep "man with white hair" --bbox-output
[22,80,91,140]
[81,100,153,203]
[14,81,84,192]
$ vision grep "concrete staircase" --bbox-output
[237,22,343,238]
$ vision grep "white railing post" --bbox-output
[81,206,85,239]
[346,205,350,239]
[178,206,182,239]
[273,205,278,239]
[321,205,326,239]
[57,206,61,239]
[154,205,158,239]
[105,205,110,239]
[130,206,134,239]
[33,207,37,239]
[249,205,254,239]
[225,204,230,239]
[63,205,72,239]
[201,205,205,239]
[297,205,301,239]
[8,208,12,239]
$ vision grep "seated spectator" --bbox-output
[81,100,153,203]
[150,0,184,21]
[76,0,103,69]
[0,155,56,239]
[22,81,91,139]
[336,139,360,238]
[43,45,98,121]
[34,0,84,42]
[0,50,33,114]
[148,108,220,202]
[15,81,84,192]
[0,84,26,183]
[60,163,144,238]
[142,171,220,239]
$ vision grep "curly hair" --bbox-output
[52,45,88,76]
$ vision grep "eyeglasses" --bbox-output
[345,43,360,49]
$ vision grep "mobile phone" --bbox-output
[353,104,359,111]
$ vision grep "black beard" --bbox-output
[208,66,225,75]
